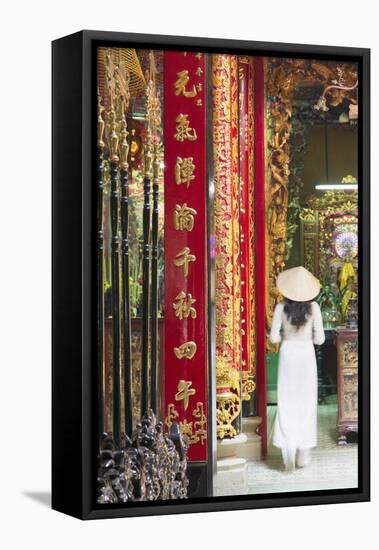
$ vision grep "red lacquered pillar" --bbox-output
[254,57,268,456]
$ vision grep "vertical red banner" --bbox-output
[163,51,208,462]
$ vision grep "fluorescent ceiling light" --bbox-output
[315,184,358,190]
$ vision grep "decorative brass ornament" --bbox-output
[108,106,120,162]
[119,113,129,171]
[97,47,145,108]
[98,49,133,437]
[174,341,197,360]
[145,51,162,134]
[97,94,105,150]
[144,130,153,176]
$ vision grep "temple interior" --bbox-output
[96,48,358,503]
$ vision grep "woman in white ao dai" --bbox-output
[270,267,325,471]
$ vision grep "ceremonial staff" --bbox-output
[97,93,105,438]
[150,139,160,412]
[120,111,133,437]
[142,51,162,415]
[109,106,121,447]
[141,133,152,415]
[105,51,122,447]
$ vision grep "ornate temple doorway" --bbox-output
[214,56,359,495]
[96,48,359,502]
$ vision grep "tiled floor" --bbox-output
[216,401,358,496]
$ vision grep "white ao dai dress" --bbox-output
[270,301,325,469]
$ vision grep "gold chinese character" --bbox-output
[174,70,197,98]
[179,419,194,438]
[195,53,203,59]
[195,83,203,93]
[175,156,195,188]
[165,403,180,428]
[173,291,197,320]
[173,203,197,231]
[174,114,197,142]
[196,99,203,108]
[175,380,196,410]
[192,402,207,444]
[195,67,203,76]
[174,341,197,360]
[173,247,196,276]
[165,402,207,445]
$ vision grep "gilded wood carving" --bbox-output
[212,54,242,438]
[265,59,358,343]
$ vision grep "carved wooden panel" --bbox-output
[336,329,358,444]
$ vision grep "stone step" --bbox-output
[217,430,261,460]
[217,457,247,471]
[215,457,248,496]
[217,433,247,459]
[243,415,262,434]
[236,432,261,460]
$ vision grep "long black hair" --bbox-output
[283,298,312,329]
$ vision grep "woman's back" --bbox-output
[270,301,325,345]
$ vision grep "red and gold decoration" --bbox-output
[212,54,242,439]
[300,189,358,323]
[96,48,189,504]
[238,57,256,401]
[265,59,292,342]
[163,51,208,461]
[265,59,358,339]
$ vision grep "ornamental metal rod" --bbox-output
[109,104,122,448]
[150,141,160,413]
[97,94,105,438]
[120,113,133,437]
[141,135,152,415]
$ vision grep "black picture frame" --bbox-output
[52,30,370,520]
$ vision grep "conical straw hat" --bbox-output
[277,266,320,302]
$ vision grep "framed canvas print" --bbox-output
[52,30,370,519]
